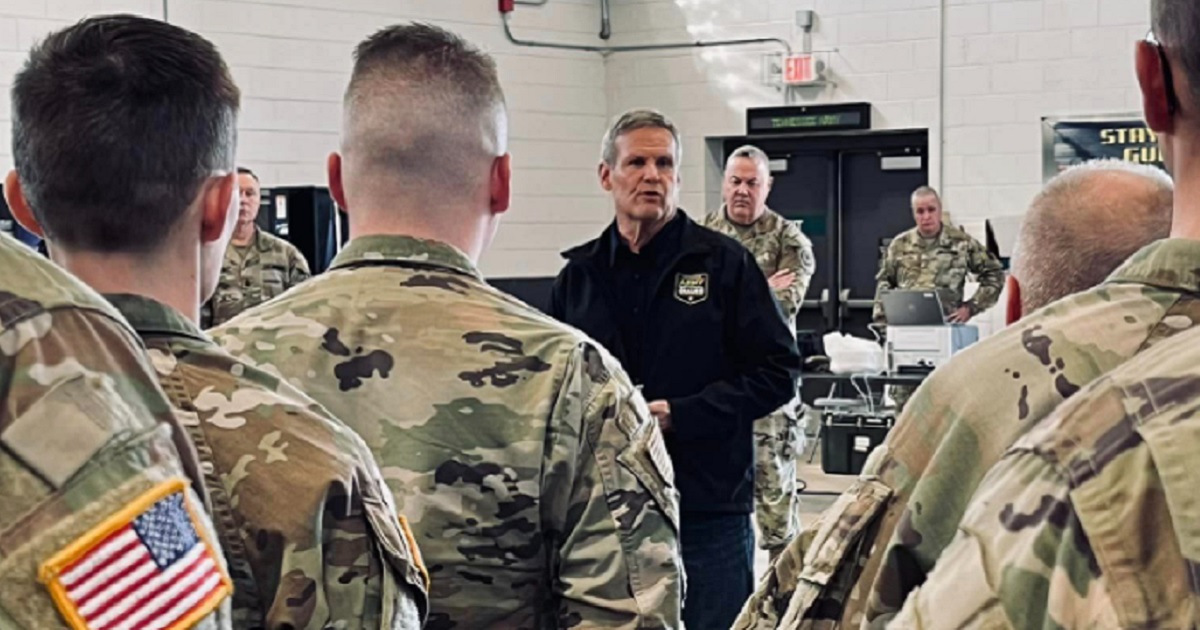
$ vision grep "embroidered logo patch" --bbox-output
[39,479,232,630]
[674,273,709,305]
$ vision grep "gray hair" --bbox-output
[911,185,940,204]
[1014,159,1173,313]
[1153,0,1200,106]
[725,145,770,175]
[600,108,682,166]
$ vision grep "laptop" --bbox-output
[882,290,946,326]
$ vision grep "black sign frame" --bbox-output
[746,103,872,136]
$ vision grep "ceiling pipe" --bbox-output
[500,11,791,56]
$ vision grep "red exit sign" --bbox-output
[783,54,815,85]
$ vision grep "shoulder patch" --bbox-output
[674,273,709,305]
[38,479,231,630]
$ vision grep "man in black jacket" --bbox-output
[551,108,801,629]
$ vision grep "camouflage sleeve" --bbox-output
[773,220,815,321]
[542,341,683,628]
[889,450,1118,628]
[287,245,311,289]
[0,306,230,629]
[872,244,898,323]
[964,236,1003,315]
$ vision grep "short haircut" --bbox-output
[343,22,506,195]
[12,14,239,253]
[1152,0,1200,106]
[601,108,682,166]
[725,145,770,176]
[1014,159,1173,313]
[237,166,259,181]
[911,185,940,204]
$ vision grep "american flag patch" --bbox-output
[38,479,231,630]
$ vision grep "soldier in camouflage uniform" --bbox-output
[872,186,1003,410]
[701,144,815,558]
[212,24,683,628]
[203,167,310,328]
[0,231,233,629]
[892,5,1200,624]
[734,161,1180,629]
[5,15,427,628]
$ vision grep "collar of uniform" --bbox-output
[253,227,273,252]
[104,293,207,342]
[717,204,768,233]
[330,234,481,279]
[1106,238,1200,292]
[605,209,688,267]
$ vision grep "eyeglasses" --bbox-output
[1146,30,1180,116]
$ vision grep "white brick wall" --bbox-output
[0,0,610,278]
[0,0,1156,276]
[608,0,1151,220]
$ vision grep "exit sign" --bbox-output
[783,54,816,85]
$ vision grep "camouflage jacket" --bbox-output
[204,228,310,328]
[0,233,231,630]
[872,224,1003,322]
[106,293,428,629]
[736,238,1200,629]
[894,322,1200,627]
[701,206,815,323]
[211,235,684,629]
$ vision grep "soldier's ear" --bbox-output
[5,171,44,237]
[328,152,349,211]
[490,153,511,215]
[1005,275,1022,325]
[200,171,237,245]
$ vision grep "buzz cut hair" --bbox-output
[343,22,507,194]
[1014,159,1173,313]
[600,108,682,166]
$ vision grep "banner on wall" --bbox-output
[1041,115,1165,182]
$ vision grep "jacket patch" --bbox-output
[674,273,709,305]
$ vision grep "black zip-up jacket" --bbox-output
[550,211,801,514]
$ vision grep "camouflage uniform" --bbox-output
[894,322,1200,627]
[0,233,232,629]
[734,238,1200,629]
[204,227,310,327]
[105,292,428,629]
[211,235,684,629]
[702,206,814,552]
[872,223,1003,410]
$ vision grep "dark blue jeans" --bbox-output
[681,512,755,629]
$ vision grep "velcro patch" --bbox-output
[38,479,231,630]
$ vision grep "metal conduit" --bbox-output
[501,12,791,56]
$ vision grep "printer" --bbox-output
[886,325,979,372]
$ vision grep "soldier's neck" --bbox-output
[230,223,256,247]
[52,246,203,324]
[1170,151,1200,239]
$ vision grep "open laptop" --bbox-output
[882,290,946,326]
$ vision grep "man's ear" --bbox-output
[327,152,348,211]
[200,172,237,244]
[5,171,45,237]
[1137,40,1175,134]
[598,161,614,192]
[1005,275,1022,325]
[490,153,512,215]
